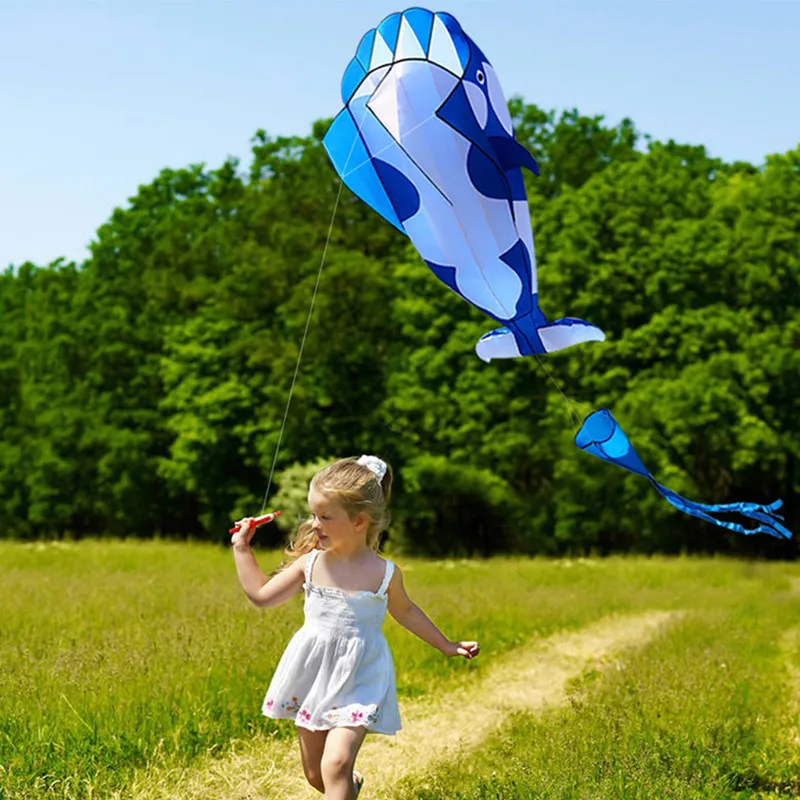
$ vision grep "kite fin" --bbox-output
[538,318,605,354]
[475,327,521,362]
[489,136,541,176]
[476,317,605,361]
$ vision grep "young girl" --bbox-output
[232,455,479,800]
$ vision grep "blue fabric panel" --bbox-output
[489,136,540,176]
[499,240,533,316]
[322,109,405,233]
[403,8,434,55]
[424,259,460,294]
[505,168,527,202]
[356,30,376,71]
[372,158,421,222]
[437,84,488,153]
[434,12,470,71]
[341,59,366,104]
[377,12,402,54]
[467,144,509,200]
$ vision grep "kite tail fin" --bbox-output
[537,318,606,354]
[653,482,792,540]
[475,327,520,362]
[475,317,605,362]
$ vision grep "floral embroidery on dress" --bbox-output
[322,704,381,726]
[280,696,300,714]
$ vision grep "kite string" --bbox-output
[257,100,587,513]
[259,103,375,515]
[533,353,584,436]
[259,177,346,514]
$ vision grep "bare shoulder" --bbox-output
[365,552,391,589]
[289,552,311,576]
[294,552,310,569]
[385,561,407,593]
[271,552,309,581]
[385,562,412,616]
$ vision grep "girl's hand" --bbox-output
[446,640,480,660]
[231,518,256,551]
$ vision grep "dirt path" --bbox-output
[121,611,680,800]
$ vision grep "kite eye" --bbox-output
[476,69,485,85]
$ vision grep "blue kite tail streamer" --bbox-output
[575,409,792,540]
[653,482,791,540]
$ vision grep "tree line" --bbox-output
[1,101,797,557]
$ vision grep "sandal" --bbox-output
[353,770,365,797]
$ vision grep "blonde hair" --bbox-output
[275,457,393,573]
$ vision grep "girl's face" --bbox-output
[307,486,368,549]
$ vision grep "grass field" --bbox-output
[1,541,799,799]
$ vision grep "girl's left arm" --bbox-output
[387,567,479,660]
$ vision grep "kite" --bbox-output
[321,8,791,540]
[322,7,605,362]
[576,411,791,539]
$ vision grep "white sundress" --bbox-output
[262,549,402,735]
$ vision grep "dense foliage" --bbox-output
[1,103,797,555]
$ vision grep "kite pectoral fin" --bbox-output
[538,318,605,354]
[489,136,541,176]
[475,327,521,362]
[476,318,605,361]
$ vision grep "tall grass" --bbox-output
[1,541,797,799]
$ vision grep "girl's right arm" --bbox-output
[232,518,307,608]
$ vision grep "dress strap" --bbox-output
[304,550,320,584]
[377,559,395,597]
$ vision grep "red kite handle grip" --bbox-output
[229,510,282,534]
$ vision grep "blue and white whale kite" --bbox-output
[323,7,605,361]
[322,8,791,540]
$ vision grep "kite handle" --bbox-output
[229,510,282,535]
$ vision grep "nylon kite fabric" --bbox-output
[321,9,789,542]
[322,8,605,362]
[576,410,792,540]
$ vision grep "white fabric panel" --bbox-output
[464,81,488,129]
[485,64,513,135]
[352,66,390,103]
[394,16,426,60]
[539,322,605,353]
[513,199,537,293]
[369,33,394,70]
[428,15,464,76]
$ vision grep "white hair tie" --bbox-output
[357,455,387,482]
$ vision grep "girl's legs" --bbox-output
[298,727,329,793]
[320,726,368,800]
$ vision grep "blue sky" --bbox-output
[1,0,798,269]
